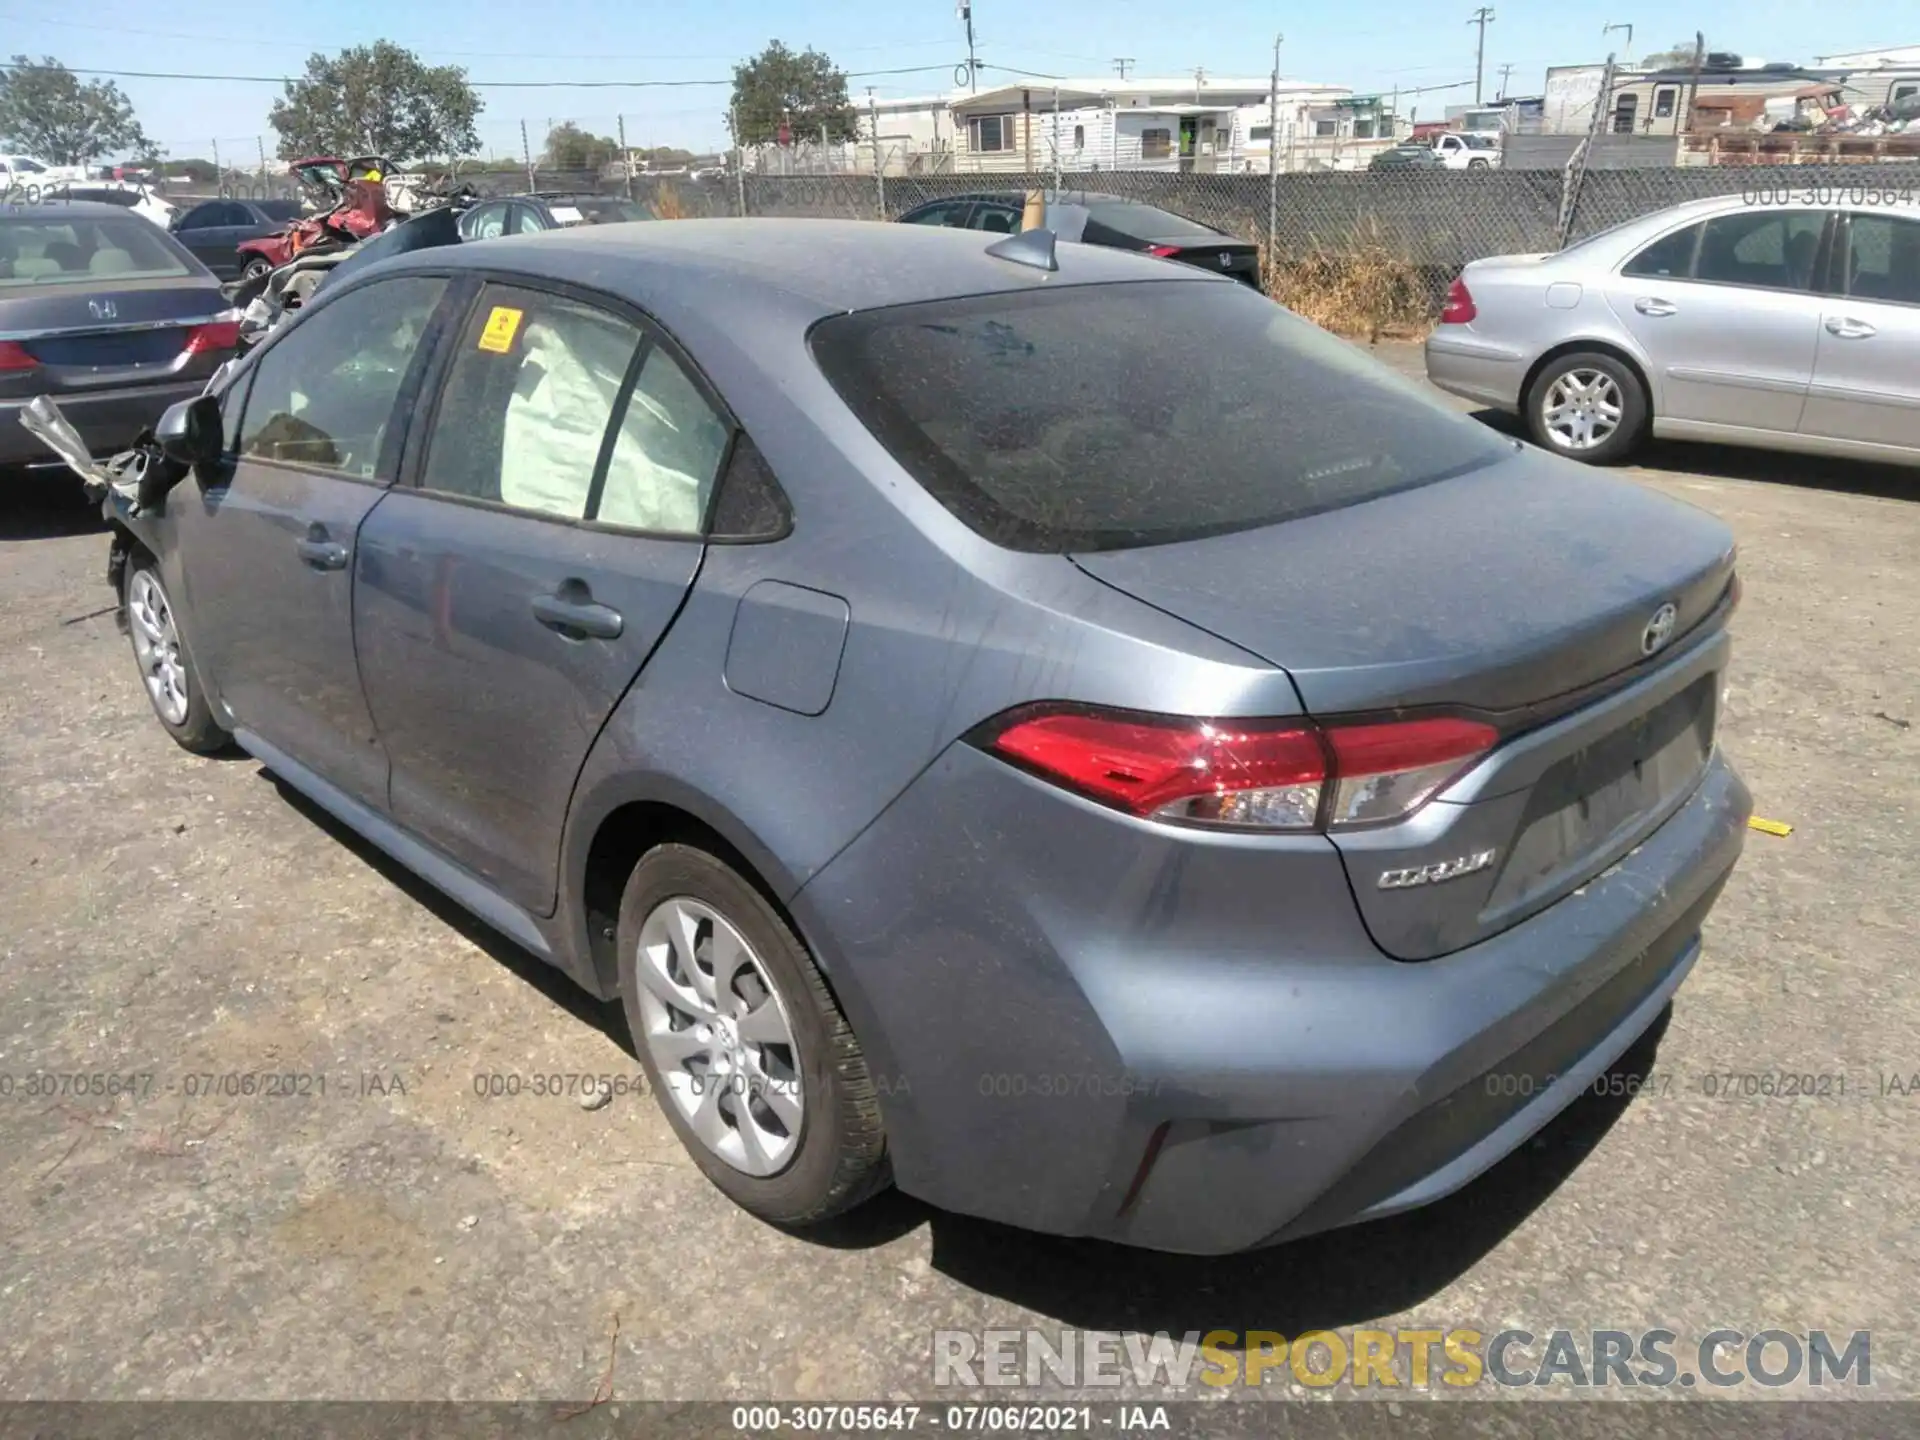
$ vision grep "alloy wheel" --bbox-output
[127,570,190,726]
[1541,369,1624,452]
[634,896,804,1176]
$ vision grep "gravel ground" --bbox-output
[2,346,1915,1409]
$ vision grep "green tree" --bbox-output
[727,42,859,145]
[543,122,619,170]
[269,41,482,165]
[0,56,151,165]
[1642,40,1707,69]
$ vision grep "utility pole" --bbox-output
[730,104,747,216]
[956,0,980,93]
[1682,31,1706,136]
[211,138,221,193]
[618,114,633,199]
[1496,63,1514,101]
[521,119,534,192]
[1602,22,1635,65]
[1052,86,1062,188]
[1193,66,1206,104]
[869,90,885,216]
[1112,58,1134,80]
[1468,7,1496,104]
[1267,33,1282,269]
[256,135,266,185]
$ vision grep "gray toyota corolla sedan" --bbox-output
[83,218,1749,1254]
[1426,189,1920,467]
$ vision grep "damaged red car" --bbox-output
[233,156,397,280]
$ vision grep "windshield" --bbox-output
[0,215,195,286]
[1462,134,1499,148]
[811,280,1508,552]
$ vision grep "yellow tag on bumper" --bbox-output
[478,306,523,353]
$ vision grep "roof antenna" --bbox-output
[985,227,1058,271]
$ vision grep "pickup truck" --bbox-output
[1430,132,1502,169]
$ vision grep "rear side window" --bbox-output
[811,281,1509,552]
[1843,214,1920,306]
[1692,210,1826,292]
[1622,222,1701,278]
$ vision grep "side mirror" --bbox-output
[155,394,224,470]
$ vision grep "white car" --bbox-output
[0,155,90,195]
[35,180,177,229]
[1431,132,1502,170]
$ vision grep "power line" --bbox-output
[0,58,981,89]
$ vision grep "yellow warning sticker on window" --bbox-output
[477,305,523,354]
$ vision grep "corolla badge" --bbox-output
[88,298,117,320]
[1641,602,1679,656]
[1377,848,1497,890]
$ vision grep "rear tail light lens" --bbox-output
[183,319,242,355]
[978,706,1497,832]
[1147,244,1181,258]
[1440,277,1477,324]
[0,340,37,372]
[1323,717,1500,826]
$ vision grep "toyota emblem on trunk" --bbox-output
[1641,603,1678,656]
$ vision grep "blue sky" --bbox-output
[0,0,1895,161]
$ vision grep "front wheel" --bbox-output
[239,256,273,281]
[618,844,890,1226]
[124,556,231,753]
[1467,157,1491,170]
[1525,351,1648,465]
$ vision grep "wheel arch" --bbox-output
[1520,338,1656,425]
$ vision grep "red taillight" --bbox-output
[1147,244,1181,258]
[1440,277,1477,324]
[183,320,241,355]
[978,706,1497,832]
[1726,571,1742,615]
[0,340,37,372]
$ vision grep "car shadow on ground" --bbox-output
[1464,408,1915,504]
[0,470,105,540]
[812,1007,1673,1342]
[257,770,633,1052]
[249,749,1671,1339]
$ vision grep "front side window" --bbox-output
[420,285,724,533]
[1693,209,1826,291]
[811,280,1508,553]
[903,201,973,227]
[176,203,224,230]
[1844,214,1920,306]
[968,203,1020,234]
[237,275,447,476]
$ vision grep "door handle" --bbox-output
[1825,316,1877,339]
[1634,297,1676,317]
[532,591,624,640]
[294,536,349,570]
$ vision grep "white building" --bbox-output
[944,77,1349,173]
[1815,44,1920,68]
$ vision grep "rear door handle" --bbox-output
[1825,316,1877,339]
[294,536,349,570]
[532,591,624,640]
[1634,297,1676,317]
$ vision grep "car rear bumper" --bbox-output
[1425,330,1528,411]
[0,379,210,466]
[793,742,1749,1255]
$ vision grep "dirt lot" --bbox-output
[3,345,1917,1407]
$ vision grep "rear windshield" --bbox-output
[0,215,194,287]
[1086,201,1218,240]
[564,199,653,224]
[810,280,1508,552]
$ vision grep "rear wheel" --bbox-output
[1525,351,1648,465]
[124,556,230,754]
[239,255,273,281]
[617,844,889,1225]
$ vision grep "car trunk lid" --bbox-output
[1072,449,1737,959]
[0,280,234,395]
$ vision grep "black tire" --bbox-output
[617,844,889,1226]
[1524,350,1649,466]
[239,256,273,281]
[122,554,231,754]
[1467,157,1491,170]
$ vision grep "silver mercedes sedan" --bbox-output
[1425,188,1920,466]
